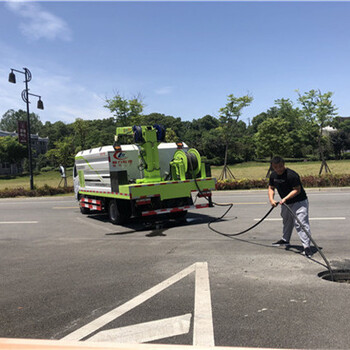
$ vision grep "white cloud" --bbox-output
[34,72,111,122]
[0,65,112,124]
[155,86,174,95]
[5,0,72,41]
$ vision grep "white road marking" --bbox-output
[52,207,79,209]
[310,217,346,221]
[88,314,192,343]
[193,262,214,347]
[0,221,38,224]
[225,202,266,205]
[0,200,74,205]
[62,264,196,341]
[61,262,215,346]
[255,217,346,221]
[308,192,350,196]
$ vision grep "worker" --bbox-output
[268,156,312,258]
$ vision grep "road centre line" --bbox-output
[52,207,79,209]
[308,192,350,196]
[0,221,38,224]
[227,202,266,205]
[0,199,74,204]
[255,217,346,221]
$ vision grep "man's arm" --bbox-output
[268,185,278,207]
[279,185,301,205]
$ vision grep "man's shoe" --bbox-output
[304,247,312,258]
[272,239,290,246]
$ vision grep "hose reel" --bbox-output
[171,148,202,180]
[132,124,166,144]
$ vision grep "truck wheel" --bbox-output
[80,206,90,215]
[78,195,90,214]
[108,199,130,225]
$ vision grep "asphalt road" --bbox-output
[1,189,350,349]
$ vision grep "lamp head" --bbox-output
[8,71,16,84]
[37,99,44,110]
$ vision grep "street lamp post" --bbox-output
[8,67,44,191]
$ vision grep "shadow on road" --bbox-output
[84,212,216,237]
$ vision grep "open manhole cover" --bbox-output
[318,270,350,284]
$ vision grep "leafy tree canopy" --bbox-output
[0,109,43,135]
[254,117,293,159]
[46,136,75,169]
[297,89,338,174]
[104,93,144,126]
[0,136,27,164]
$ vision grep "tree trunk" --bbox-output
[218,143,235,180]
[318,129,331,175]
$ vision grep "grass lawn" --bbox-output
[211,160,350,180]
[0,169,73,190]
[1,160,349,190]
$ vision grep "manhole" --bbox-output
[318,270,350,284]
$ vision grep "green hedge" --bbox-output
[216,174,350,190]
[216,178,268,190]
[1,174,350,197]
[0,185,74,198]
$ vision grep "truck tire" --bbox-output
[80,206,90,215]
[108,199,130,225]
[78,195,90,214]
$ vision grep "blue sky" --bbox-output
[1,1,350,126]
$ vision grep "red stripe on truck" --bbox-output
[80,203,102,211]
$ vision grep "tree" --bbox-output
[165,129,178,142]
[0,136,27,163]
[40,121,74,149]
[0,136,27,174]
[250,107,278,133]
[192,115,220,132]
[0,109,43,135]
[330,117,350,159]
[84,117,116,149]
[330,130,350,159]
[274,98,315,158]
[332,117,350,134]
[297,89,337,175]
[141,113,185,141]
[104,93,144,126]
[46,137,75,169]
[254,117,293,160]
[180,115,220,153]
[218,94,253,180]
[201,128,226,165]
[252,99,316,159]
[73,118,88,150]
